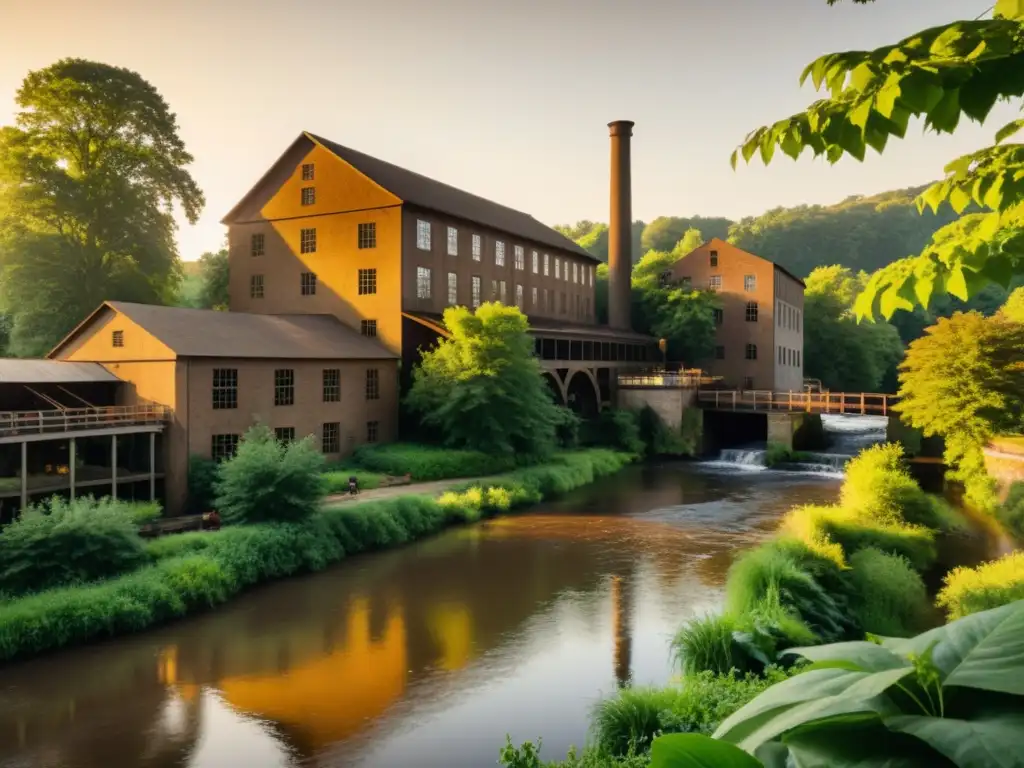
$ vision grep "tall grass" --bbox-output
[936,551,1024,620]
[0,449,633,663]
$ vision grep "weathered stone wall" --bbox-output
[617,388,696,431]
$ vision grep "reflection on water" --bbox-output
[0,464,842,768]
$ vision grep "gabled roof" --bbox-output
[224,131,597,263]
[50,302,397,361]
[687,238,806,288]
[0,359,121,384]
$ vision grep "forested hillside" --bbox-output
[555,185,958,278]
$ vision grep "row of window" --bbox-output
[777,301,802,331]
[210,419,379,462]
[249,223,378,259]
[414,268,591,317]
[778,346,802,367]
[415,219,594,285]
[250,269,380,300]
[679,272,757,293]
[211,367,381,410]
[714,344,760,361]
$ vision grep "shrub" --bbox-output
[636,405,692,457]
[125,500,163,526]
[783,503,937,572]
[724,537,857,644]
[186,454,219,515]
[671,614,743,677]
[350,442,517,481]
[554,406,582,449]
[839,442,935,527]
[590,409,645,455]
[0,496,147,597]
[589,667,794,758]
[996,481,1024,539]
[215,424,326,525]
[936,550,1024,620]
[846,548,931,636]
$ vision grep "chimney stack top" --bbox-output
[608,120,635,137]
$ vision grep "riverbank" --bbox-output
[500,443,999,766]
[0,449,634,664]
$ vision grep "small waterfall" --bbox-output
[702,414,888,476]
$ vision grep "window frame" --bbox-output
[250,273,264,299]
[322,368,341,402]
[212,368,238,410]
[471,275,482,308]
[360,319,377,337]
[416,266,432,299]
[447,226,458,256]
[301,271,317,296]
[300,187,315,206]
[416,219,431,251]
[300,228,316,254]
[322,422,340,454]
[365,368,380,401]
[358,222,377,249]
[111,330,124,348]
[358,268,377,295]
[274,368,295,407]
[447,271,458,305]
[745,301,759,322]
[211,434,240,462]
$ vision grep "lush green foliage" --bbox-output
[406,303,568,458]
[587,409,646,455]
[711,601,1024,766]
[0,496,147,597]
[846,547,931,637]
[500,669,792,767]
[349,441,518,481]
[0,59,203,355]
[804,266,904,392]
[186,454,219,515]
[214,424,327,525]
[996,481,1024,539]
[0,449,632,662]
[637,406,700,457]
[193,248,229,310]
[936,551,1024,620]
[896,311,1024,509]
[731,3,1024,317]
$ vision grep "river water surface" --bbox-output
[0,419,888,768]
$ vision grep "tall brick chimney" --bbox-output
[607,120,634,331]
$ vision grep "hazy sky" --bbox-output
[0,0,1011,261]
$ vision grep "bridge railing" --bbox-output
[696,390,895,416]
[618,369,723,389]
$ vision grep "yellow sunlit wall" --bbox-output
[228,140,405,356]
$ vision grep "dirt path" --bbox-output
[322,475,509,508]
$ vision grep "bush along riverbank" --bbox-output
[499,443,1024,767]
[0,427,634,663]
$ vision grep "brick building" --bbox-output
[666,238,805,391]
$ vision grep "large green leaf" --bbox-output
[886,712,1024,768]
[786,641,910,672]
[649,734,764,768]
[715,667,911,753]
[782,725,950,768]
[879,601,1024,695]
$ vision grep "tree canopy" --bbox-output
[0,59,203,355]
[406,303,568,458]
[896,311,1024,509]
[729,2,1024,320]
[803,266,904,392]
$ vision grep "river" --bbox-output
[1,418,888,768]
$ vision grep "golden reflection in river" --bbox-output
[211,597,409,751]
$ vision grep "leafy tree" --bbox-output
[727,186,961,283]
[1000,285,1024,321]
[0,59,204,355]
[195,248,230,310]
[641,216,731,253]
[406,303,567,458]
[646,287,719,364]
[804,266,904,392]
[897,311,1024,509]
[730,2,1024,320]
[215,424,327,525]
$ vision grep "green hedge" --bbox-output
[0,449,633,663]
[348,442,519,480]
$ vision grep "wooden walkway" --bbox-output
[697,390,897,417]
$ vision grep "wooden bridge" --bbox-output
[697,390,897,417]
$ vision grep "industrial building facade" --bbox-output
[666,238,805,392]
[0,127,654,516]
